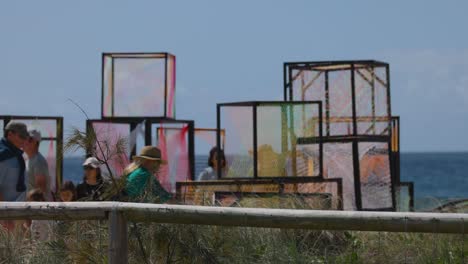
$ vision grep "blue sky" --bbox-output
[1,1,467,152]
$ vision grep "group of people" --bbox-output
[0,122,173,239]
[0,121,229,240]
[0,122,50,202]
[0,121,174,202]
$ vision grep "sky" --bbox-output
[1,1,467,153]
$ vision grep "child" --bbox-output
[59,181,76,202]
[26,189,53,241]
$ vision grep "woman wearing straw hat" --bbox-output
[123,146,172,202]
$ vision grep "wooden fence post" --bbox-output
[109,210,128,264]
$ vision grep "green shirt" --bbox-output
[125,167,172,202]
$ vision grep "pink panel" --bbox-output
[157,125,190,193]
[92,123,131,178]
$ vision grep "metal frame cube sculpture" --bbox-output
[217,101,323,180]
[87,118,195,193]
[284,61,395,211]
[0,116,63,196]
[102,52,176,118]
[91,52,195,194]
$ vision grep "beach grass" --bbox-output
[1,206,467,264]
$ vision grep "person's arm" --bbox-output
[35,174,47,194]
[35,159,50,198]
[198,169,209,181]
[152,178,172,203]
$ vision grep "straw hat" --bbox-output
[133,146,167,164]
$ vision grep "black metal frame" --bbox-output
[87,117,195,180]
[391,116,415,211]
[101,52,176,119]
[176,177,343,210]
[0,115,63,193]
[283,60,395,211]
[217,101,323,180]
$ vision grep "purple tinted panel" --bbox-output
[113,58,166,117]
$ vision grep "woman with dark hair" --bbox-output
[76,157,106,201]
[198,147,226,180]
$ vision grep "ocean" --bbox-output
[63,152,468,211]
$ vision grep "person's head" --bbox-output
[27,188,45,202]
[23,129,41,155]
[133,146,166,173]
[4,122,28,149]
[208,147,226,169]
[59,181,76,202]
[82,157,102,183]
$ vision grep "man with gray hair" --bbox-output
[0,122,28,201]
[23,129,51,200]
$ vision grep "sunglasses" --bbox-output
[83,166,96,170]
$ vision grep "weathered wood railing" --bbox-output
[1,202,467,263]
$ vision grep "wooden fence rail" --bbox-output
[1,202,467,264]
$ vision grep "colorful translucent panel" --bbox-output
[323,143,356,210]
[102,53,176,118]
[220,107,254,178]
[154,128,226,180]
[177,180,342,209]
[359,142,393,209]
[354,67,390,135]
[91,122,131,179]
[155,124,190,193]
[38,140,56,192]
[256,104,320,177]
[220,103,322,178]
[89,120,193,194]
[171,128,226,180]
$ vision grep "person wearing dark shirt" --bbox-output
[76,157,106,201]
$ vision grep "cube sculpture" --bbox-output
[0,116,63,194]
[87,119,195,193]
[102,53,176,118]
[88,52,195,193]
[284,61,395,211]
[217,101,323,179]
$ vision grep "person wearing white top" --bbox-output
[198,147,226,181]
